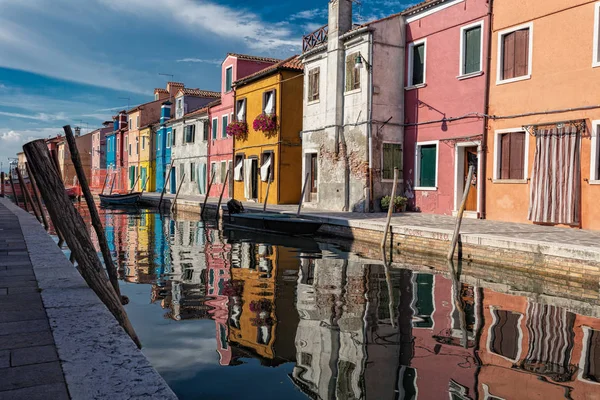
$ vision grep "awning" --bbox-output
[260,155,271,182]
[234,158,243,181]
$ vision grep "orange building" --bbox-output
[485,0,600,230]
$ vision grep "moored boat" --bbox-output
[225,212,322,236]
[99,192,142,206]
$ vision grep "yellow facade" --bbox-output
[233,67,303,204]
[138,126,155,192]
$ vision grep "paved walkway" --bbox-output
[0,202,70,399]
[143,193,600,249]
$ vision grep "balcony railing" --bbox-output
[302,25,328,53]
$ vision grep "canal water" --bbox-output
[65,205,600,399]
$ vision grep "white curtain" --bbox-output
[197,163,206,194]
[237,100,245,121]
[260,155,271,182]
[234,158,243,181]
[243,159,253,199]
[264,92,274,114]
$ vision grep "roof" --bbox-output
[167,81,184,87]
[233,55,303,87]
[401,0,450,16]
[165,101,217,125]
[154,88,169,94]
[176,88,221,98]
[127,98,165,114]
[226,53,282,64]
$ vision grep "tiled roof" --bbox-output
[234,55,303,87]
[227,53,282,64]
[167,81,185,87]
[178,88,221,98]
[127,98,164,114]
[206,98,222,109]
[154,88,168,94]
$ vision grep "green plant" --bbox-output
[380,195,408,211]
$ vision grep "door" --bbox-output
[464,147,478,211]
[170,167,177,194]
[309,154,318,202]
[251,159,258,200]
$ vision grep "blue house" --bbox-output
[155,101,174,193]
[105,118,118,169]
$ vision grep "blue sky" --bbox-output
[0,0,415,171]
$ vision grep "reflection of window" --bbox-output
[257,325,271,345]
[300,352,312,367]
[489,309,521,360]
[182,263,193,282]
[398,366,417,400]
[337,360,358,400]
[412,273,434,328]
[582,328,600,383]
[219,324,228,350]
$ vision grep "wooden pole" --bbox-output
[8,169,19,207]
[25,162,49,230]
[129,174,140,194]
[51,149,62,180]
[17,164,41,222]
[158,160,175,209]
[215,170,229,221]
[297,173,310,217]
[141,176,150,194]
[64,125,123,301]
[1,172,4,197]
[23,139,140,348]
[447,165,474,261]
[15,166,30,212]
[380,248,396,328]
[263,178,271,212]
[100,173,109,195]
[170,172,186,214]
[200,171,216,218]
[380,168,399,249]
[109,173,116,195]
[448,259,468,348]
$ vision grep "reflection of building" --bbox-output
[478,290,600,399]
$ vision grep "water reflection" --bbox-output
[80,206,600,400]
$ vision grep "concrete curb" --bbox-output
[1,198,177,400]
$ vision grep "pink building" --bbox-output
[403,0,490,217]
[207,54,280,198]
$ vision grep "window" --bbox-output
[190,162,196,182]
[135,136,139,155]
[345,53,360,91]
[415,142,438,189]
[580,328,600,383]
[497,23,532,84]
[382,143,403,180]
[225,66,233,92]
[234,154,244,181]
[494,130,526,180]
[261,152,273,182]
[308,67,320,101]
[220,160,227,183]
[594,3,600,67]
[489,308,522,361]
[142,136,146,150]
[211,162,218,183]
[408,40,426,87]
[203,121,209,141]
[592,120,600,182]
[222,115,228,138]
[236,99,246,122]
[460,21,483,76]
[172,129,176,146]
[136,116,140,129]
[166,131,172,148]
[212,118,218,140]
[184,124,196,144]
[263,90,276,115]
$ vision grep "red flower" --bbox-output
[226,121,248,137]
[252,113,277,133]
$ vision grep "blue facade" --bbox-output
[155,101,172,192]
[105,118,118,169]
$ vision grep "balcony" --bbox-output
[302,25,328,53]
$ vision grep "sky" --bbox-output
[0,0,416,172]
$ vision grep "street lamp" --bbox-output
[355,52,371,72]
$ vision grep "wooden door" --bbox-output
[464,147,478,211]
[251,159,258,200]
[309,154,318,202]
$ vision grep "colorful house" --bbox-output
[232,56,303,204]
[90,121,112,189]
[207,53,281,198]
[56,129,92,187]
[300,0,406,212]
[485,0,600,230]
[138,124,156,192]
[155,101,174,193]
[403,0,491,217]
[105,111,128,193]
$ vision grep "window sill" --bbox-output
[414,186,437,191]
[307,99,320,105]
[381,178,405,183]
[496,75,531,85]
[593,61,600,68]
[344,88,362,96]
[457,71,483,80]
[492,179,528,184]
[405,83,427,91]
[588,180,600,185]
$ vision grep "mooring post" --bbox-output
[23,139,140,348]
[381,168,399,249]
[201,171,216,219]
[26,162,49,230]
[100,173,109,195]
[8,170,19,207]
[130,174,140,194]
[297,173,310,217]
[158,160,175,209]
[15,165,30,212]
[215,170,230,221]
[141,176,150,194]
[17,164,41,222]
[1,172,4,197]
[109,174,116,195]
[447,165,474,261]
[170,172,185,214]
[64,125,123,301]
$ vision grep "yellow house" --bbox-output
[138,125,155,192]
[232,56,303,204]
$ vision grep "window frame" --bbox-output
[486,306,524,363]
[190,162,196,182]
[496,22,533,85]
[345,52,361,93]
[493,128,529,183]
[577,326,600,385]
[184,124,196,144]
[222,115,228,138]
[594,2,600,68]
[407,38,427,89]
[381,142,403,182]
[263,90,276,115]
[591,120,600,184]
[459,20,484,78]
[212,118,218,140]
[308,67,320,103]
[414,140,439,191]
[220,160,227,183]
[225,66,233,92]
[236,98,247,122]
[166,130,171,149]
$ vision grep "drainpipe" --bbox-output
[481,0,494,219]
[367,31,374,212]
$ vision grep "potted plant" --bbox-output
[380,195,408,212]
[252,113,277,134]
[226,121,248,139]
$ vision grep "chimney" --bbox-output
[161,101,172,125]
[119,111,128,130]
[166,82,185,97]
[75,127,81,137]
[328,0,353,42]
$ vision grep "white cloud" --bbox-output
[0,131,22,142]
[0,111,68,122]
[290,8,327,21]
[176,58,222,65]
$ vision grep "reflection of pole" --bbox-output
[448,260,468,348]
[448,165,474,260]
[381,248,395,328]
[381,168,399,248]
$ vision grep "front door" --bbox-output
[140,167,147,191]
[170,167,177,194]
[464,147,478,212]
[309,154,318,202]
[251,159,258,200]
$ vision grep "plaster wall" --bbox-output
[171,115,209,197]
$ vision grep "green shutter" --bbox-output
[419,144,436,187]
[222,116,228,138]
[414,274,434,328]
[226,68,232,92]
[212,119,217,139]
[412,43,425,85]
[382,143,403,180]
[464,26,481,74]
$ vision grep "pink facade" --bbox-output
[207,54,280,197]
[404,0,490,217]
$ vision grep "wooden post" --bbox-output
[15,166,30,212]
[100,173,109,195]
[23,139,141,348]
[170,172,186,214]
[1,172,4,197]
[109,173,116,195]
[141,176,150,194]
[25,162,49,230]
[64,125,123,301]
[17,164,41,222]
[215,170,229,221]
[129,174,140,194]
[447,165,474,261]
[51,149,62,180]
[263,178,271,212]
[380,168,399,249]
[297,173,310,217]
[8,170,19,207]
[158,160,175,209]
[380,248,396,329]
[200,171,216,218]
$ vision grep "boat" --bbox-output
[99,192,142,206]
[65,186,81,199]
[225,212,323,236]
[224,226,322,252]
